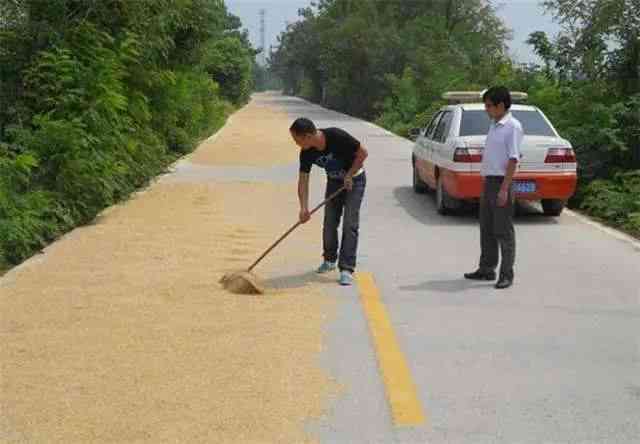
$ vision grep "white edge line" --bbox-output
[565,209,640,250]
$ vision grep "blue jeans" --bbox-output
[323,172,366,272]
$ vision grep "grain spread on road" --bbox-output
[1,93,341,443]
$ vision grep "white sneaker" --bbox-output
[339,270,354,286]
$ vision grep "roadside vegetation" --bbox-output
[0,0,257,272]
[269,0,640,237]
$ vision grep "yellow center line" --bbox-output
[355,272,427,427]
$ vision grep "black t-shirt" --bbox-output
[299,128,361,180]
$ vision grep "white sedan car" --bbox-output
[410,91,578,216]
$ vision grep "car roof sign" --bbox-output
[443,91,528,104]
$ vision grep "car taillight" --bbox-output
[545,148,576,163]
[454,147,483,163]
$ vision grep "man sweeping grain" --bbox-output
[290,118,368,286]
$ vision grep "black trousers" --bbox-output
[478,176,515,279]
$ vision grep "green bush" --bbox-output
[579,171,640,236]
[0,148,68,264]
[151,70,230,154]
[0,1,255,271]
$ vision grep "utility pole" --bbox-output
[259,9,266,66]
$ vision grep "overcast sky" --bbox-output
[225,0,562,65]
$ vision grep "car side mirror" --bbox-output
[408,127,421,140]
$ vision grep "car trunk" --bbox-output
[461,135,573,173]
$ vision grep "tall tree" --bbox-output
[269,0,510,121]
[542,0,640,92]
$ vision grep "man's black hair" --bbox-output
[483,86,512,110]
[290,117,316,135]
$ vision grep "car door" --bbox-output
[418,112,442,187]
[431,110,454,170]
[413,118,429,163]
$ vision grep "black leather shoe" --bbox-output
[464,270,496,281]
[495,277,513,289]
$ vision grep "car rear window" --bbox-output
[460,110,556,137]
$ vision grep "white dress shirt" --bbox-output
[481,112,523,177]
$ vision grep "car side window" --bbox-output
[433,111,453,143]
[425,112,442,140]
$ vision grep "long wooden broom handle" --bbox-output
[247,186,346,272]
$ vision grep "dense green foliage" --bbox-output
[270,0,510,123]
[0,0,256,271]
[270,0,639,236]
[522,0,639,235]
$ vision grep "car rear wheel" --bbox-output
[412,160,429,194]
[436,175,452,215]
[541,199,565,216]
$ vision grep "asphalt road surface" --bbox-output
[3,93,638,444]
[272,94,640,444]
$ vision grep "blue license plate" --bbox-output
[514,181,536,194]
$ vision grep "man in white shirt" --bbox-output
[465,86,523,289]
